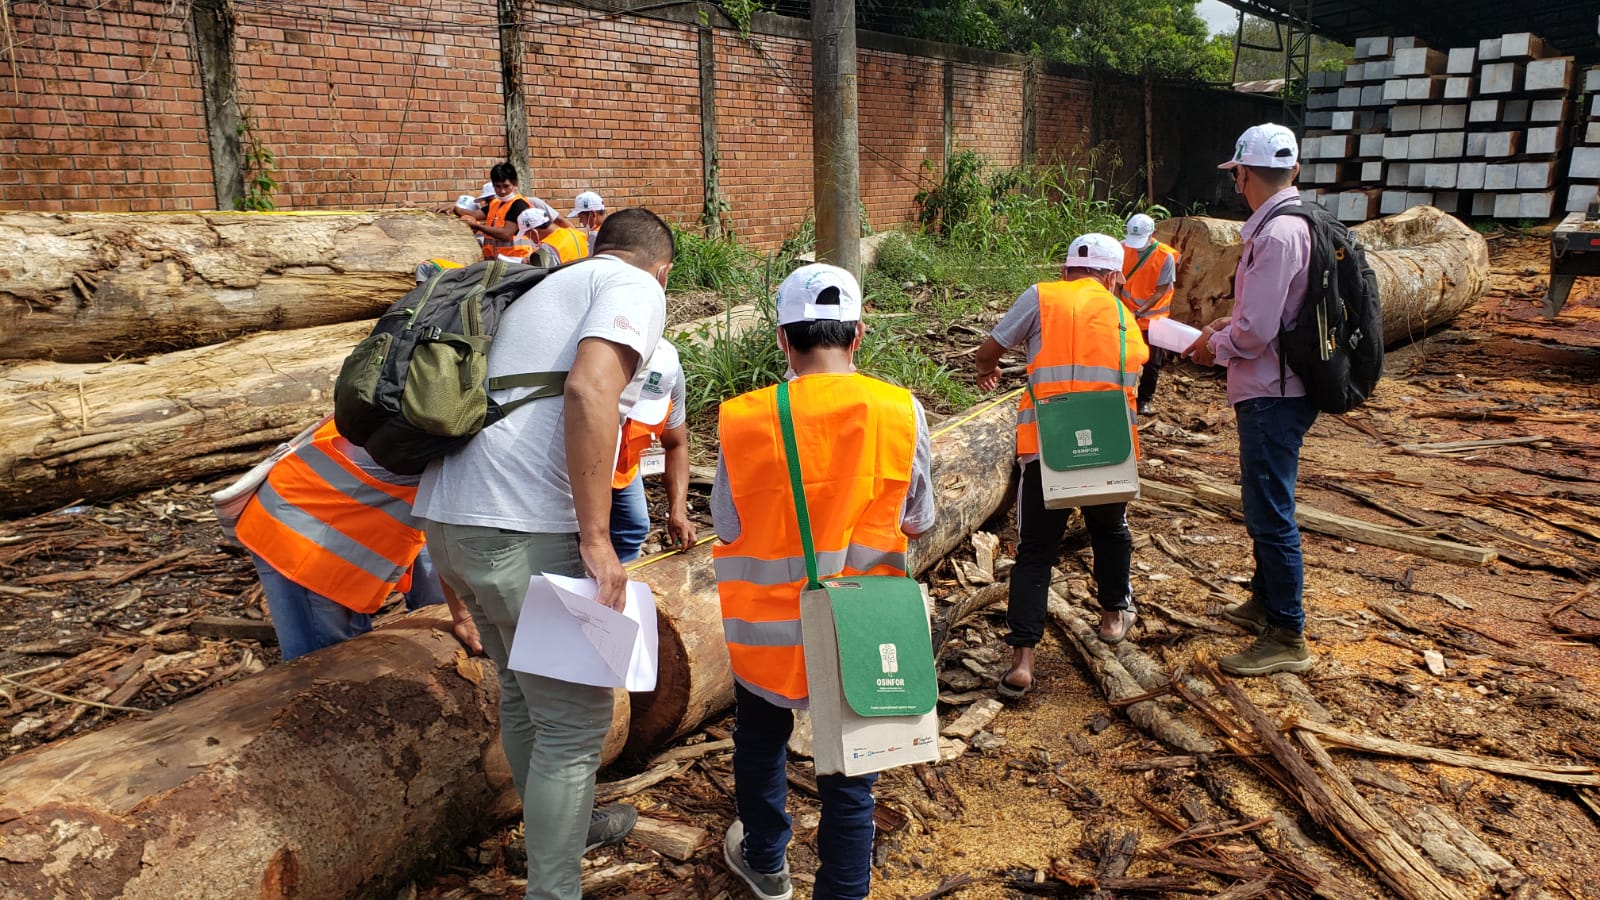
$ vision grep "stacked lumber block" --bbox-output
[1302,31,1583,223]
[1566,66,1600,213]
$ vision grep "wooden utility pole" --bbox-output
[812,0,860,277]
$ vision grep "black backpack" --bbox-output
[333,258,574,475]
[1265,203,1383,414]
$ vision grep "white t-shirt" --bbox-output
[414,255,666,532]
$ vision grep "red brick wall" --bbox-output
[1036,73,1094,165]
[0,0,211,210]
[859,49,943,234]
[4,2,1271,247]
[232,1,505,208]
[951,63,1023,168]
[713,31,814,249]
[524,12,703,228]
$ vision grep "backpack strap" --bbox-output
[776,381,824,591]
[1256,201,1317,397]
[489,371,568,416]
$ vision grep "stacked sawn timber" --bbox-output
[1302,31,1584,222]
[1569,66,1600,212]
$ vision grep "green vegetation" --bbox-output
[1219,16,1352,83]
[860,0,1229,82]
[235,110,279,212]
[669,147,1148,425]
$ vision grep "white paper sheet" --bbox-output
[507,572,659,690]
[1147,317,1204,353]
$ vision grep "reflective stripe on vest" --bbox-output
[543,227,590,264]
[1119,241,1177,330]
[713,373,917,703]
[1016,278,1151,457]
[482,194,530,261]
[234,420,425,614]
[612,401,672,489]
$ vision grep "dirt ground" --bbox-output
[3,232,1599,898]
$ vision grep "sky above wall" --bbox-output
[1197,0,1239,36]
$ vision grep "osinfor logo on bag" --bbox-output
[876,643,905,689]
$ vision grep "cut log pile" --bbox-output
[1301,31,1592,221]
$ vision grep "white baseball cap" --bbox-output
[776,263,862,326]
[1124,213,1156,250]
[517,205,552,233]
[479,181,496,198]
[1219,123,1299,170]
[569,191,606,217]
[627,341,681,426]
[1064,233,1124,271]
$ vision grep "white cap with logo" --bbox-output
[1124,213,1156,250]
[1064,233,1125,271]
[479,181,496,198]
[517,204,552,233]
[569,191,606,217]
[1219,123,1299,170]
[776,262,862,326]
[627,340,681,426]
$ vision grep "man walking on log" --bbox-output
[1183,123,1317,676]
[712,263,934,900]
[973,233,1149,698]
[414,209,677,899]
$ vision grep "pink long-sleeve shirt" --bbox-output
[1208,186,1311,405]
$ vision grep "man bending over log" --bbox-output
[414,209,677,900]
[711,263,935,900]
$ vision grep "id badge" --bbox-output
[638,447,666,477]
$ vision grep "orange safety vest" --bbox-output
[541,226,590,264]
[713,373,917,705]
[1016,278,1151,458]
[482,194,531,262]
[612,400,672,490]
[1118,241,1178,331]
[235,420,425,614]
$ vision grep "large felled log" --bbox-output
[0,320,368,516]
[0,608,504,899]
[621,392,1021,756]
[0,210,480,363]
[0,299,780,517]
[1155,205,1490,346]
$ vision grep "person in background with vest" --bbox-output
[1184,124,1316,677]
[973,233,1150,699]
[232,418,478,661]
[516,203,590,265]
[415,209,677,900]
[712,263,935,900]
[611,340,695,561]
[438,163,532,262]
[1119,212,1178,417]
[570,191,607,255]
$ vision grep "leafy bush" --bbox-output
[668,227,761,294]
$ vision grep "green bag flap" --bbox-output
[1033,390,1134,471]
[823,575,938,717]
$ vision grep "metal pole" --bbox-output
[812,0,860,277]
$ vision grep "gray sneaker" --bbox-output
[1221,598,1268,635]
[1098,604,1137,644]
[585,803,638,852]
[723,820,793,900]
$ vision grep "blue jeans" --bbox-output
[610,476,650,563]
[424,521,614,900]
[253,544,448,660]
[732,684,877,900]
[1235,395,1318,633]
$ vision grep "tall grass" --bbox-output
[667,226,762,294]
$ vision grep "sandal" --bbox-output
[996,668,1032,700]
